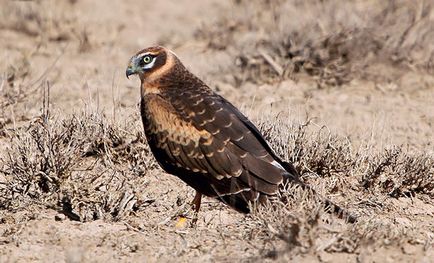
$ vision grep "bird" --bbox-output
[126,46,356,223]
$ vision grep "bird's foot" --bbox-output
[174,210,199,229]
[191,210,199,226]
[173,203,196,229]
[174,192,202,228]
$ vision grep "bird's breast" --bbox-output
[141,95,212,148]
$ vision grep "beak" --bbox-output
[125,58,137,79]
[126,66,135,79]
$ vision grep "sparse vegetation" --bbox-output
[259,118,434,198]
[196,0,434,86]
[0,109,158,222]
[1,110,432,259]
[0,0,77,42]
[0,0,433,261]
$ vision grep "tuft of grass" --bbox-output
[257,116,433,198]
[363,147,434,198]
[245,117,433,259]
[247,182,417,259]
[0,56,35,137]
[195,0,434,86]
[0,110,158,222]
[0,0,76,41]
[0,1,93,53]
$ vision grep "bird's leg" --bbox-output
[191,191,202,224]
[192,191,202,212]
[175,192,202,228]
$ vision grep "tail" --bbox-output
[280,161,357,224]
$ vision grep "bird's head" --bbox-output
[126,46,176,82]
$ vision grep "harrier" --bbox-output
[126,46,355,222]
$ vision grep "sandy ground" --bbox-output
[0,0,433,262]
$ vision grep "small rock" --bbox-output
[55,213,66,221]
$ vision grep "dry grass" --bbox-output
[196,0,434,86]
[1,108,432,255]
[258,117,433,199]
[0,56,32,135]
[245,118,433,259]
[0,55,66,140]
[0,0,433,261]
[0,106,158,222]
[0,0,77,42]
[0,0,93,57]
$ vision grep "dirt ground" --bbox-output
[0,0,433,262]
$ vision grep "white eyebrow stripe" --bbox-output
[137,51,156,57]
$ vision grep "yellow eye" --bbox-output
[143,55,152,64]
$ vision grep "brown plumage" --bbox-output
[126,46,356,222]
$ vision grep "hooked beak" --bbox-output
[126,57,138,79]
[126,66,135,79]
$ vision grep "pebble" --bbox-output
[55,213,66,221]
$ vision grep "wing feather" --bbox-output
[168,89,289,192]
[143,85,296,211]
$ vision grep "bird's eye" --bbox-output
[143,55,152,64]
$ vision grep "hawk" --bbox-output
[126,46,355,222]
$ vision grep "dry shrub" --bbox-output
[248,118,432,257]
[0,110,158,222]
[363,147,434,198]
[0,0,92,52]
[0,57,35,137]
[250,184,411,258]
[1,56,31,105]
[250,184,323,258]
[0,109,431,261]
[0,0,76,41]
[0,55,62,137]
[257,117,433,198]
[196,0,434,86]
